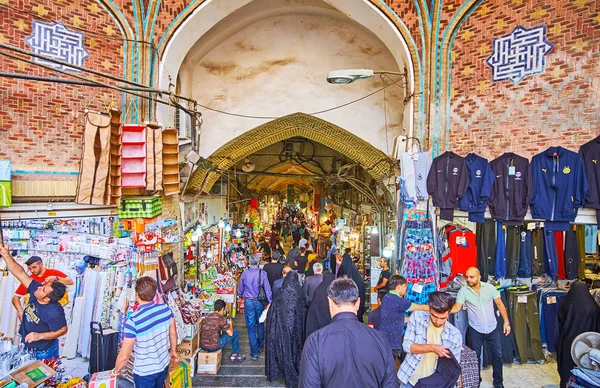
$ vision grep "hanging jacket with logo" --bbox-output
[427,151,469,221]
[530,146,588,222]
[459,153,495,223]
[488,153,532,225]
[579,136,600,209]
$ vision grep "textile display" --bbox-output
[459,345,480,388]
[536,287,566,353]
[579,135,600,217]
[507,290,545,363]
[0,274,18,340]
[488,153,532,225]
[459,153,495,223]
[145,122,163,191]
[494,221,507,279]
[64,296,85,359]
[78,270,99,358]
[76,112,112,205]
[426,151,469,221]
[475,220,496,282]
[121,124,147,188]
[399,207,438,306]
[400,151,431,201]
[107,109,122,206]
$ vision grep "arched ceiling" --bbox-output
[188,112,395,194]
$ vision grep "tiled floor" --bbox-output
[480,361,560,388]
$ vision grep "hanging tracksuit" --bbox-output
[427,151,469,221]
[488,153,532,225]
[579,136,600,226]
[459,153,495,223]
[530,146,588,230]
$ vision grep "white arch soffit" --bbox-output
[157,0,415,140]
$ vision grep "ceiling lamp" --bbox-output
[242,158,256,173]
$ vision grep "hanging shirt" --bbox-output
[579,136,600,212]
[488,153,531,225]
[446,226,477,279]
[427,151,469,221]
[459,153,495,223]
[585,225,598,254]
[530,146,588,223]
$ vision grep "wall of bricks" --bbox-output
[0,1,123,171]
[450,0,600,160]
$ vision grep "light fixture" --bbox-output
[225,224,232,232]
[235,229,242,238]
[242,158,256,173]
[218,219,225,229]
[195,225,203,236]
[371,226,379,235]
[326,69,406,84]
[191,234,199,242]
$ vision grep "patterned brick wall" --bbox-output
[450,0,600,160]
[0,1,123,172]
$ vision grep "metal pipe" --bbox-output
[235,171,325,179]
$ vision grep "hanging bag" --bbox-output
[257,269,269,306]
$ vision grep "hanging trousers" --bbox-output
[576,225,587,279]
[564,229,580,280]
[541,290,567,353]
[531,229,545,277]
[555,231,566,279]
[543,230,559,277]
[76,112,111,205]
[495,221,507,278]
[506,226,521,279]
[509,290,545,363]
[518,229,532,278]
[476,220,496,282]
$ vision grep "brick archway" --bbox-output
[188,112,394,193]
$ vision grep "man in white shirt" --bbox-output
[451,267,510,388]
[299,236,308,249]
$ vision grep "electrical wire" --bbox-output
[196,75,408,119]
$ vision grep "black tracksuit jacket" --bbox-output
[488,152,532,225]
[427,151,469,220]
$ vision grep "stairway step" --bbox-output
[215,366,265,376]
[192,375,285,387]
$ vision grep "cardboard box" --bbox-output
[196,349,222,375]
[176,331,199,358]
[166,360,191,388]
[89,371,117,388]
[9,361,56,388]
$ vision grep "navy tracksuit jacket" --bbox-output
[530,146,588,223]
[459,153,495,223]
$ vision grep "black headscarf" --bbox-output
[305,273,335,338]
[336,254,366,323]
[265,271,308,387]
[556,281,600,388]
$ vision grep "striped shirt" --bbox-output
[124,302,173,376]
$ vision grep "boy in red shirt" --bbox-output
[13,256,73,318]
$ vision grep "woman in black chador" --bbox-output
[556,281,600,388]
[305,272,335,338]
[336,254,366,322]
[265,271,308,387]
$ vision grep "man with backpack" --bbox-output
[238,254,272,360]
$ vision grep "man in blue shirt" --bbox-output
[238,254,272,360]
[0,245,67,360]
[113,276,179,388]
[398,292,463,387]
[379,275,429,361]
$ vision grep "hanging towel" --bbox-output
[76,112,112,205]
[146,122,163,191]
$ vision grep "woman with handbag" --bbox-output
[238,254,273,360]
